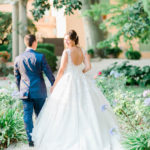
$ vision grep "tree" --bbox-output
[0,11,11,45]
[31,0,82,21]
[31,0,106,53]
[80,0,106,53]
[85,0,150,51]
[0,11,37,45]
[143,0,150,19]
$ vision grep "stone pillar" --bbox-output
[12,1,19,61]
[19,0,27,54]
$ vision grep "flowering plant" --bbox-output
[96,75,150,149]
[0,51,10,62]
[0,76,26,149]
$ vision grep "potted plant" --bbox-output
[125,46,141,60]
[87,49,94,58]
[99,47,122,58]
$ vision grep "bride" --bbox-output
[32,30,124,150]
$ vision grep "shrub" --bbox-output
[99,47,122,58]
[0,51,10,62]
[125,50,141,60]
[102,61,150,86]
[0,87,26,149]
[37,43,55,53]
[87,49,94,58]
[0,63,13,77]
[36,48,57,72]
[123,129,150,150]
[0,45,9,52]
[0,108,26,149]
[96,75,150,149]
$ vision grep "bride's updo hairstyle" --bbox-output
[67,30,79,45]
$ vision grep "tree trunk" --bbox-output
[80,0,105,54]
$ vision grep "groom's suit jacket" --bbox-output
[14,48,55,99]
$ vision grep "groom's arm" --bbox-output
[14,57,21,91]
[42,55,55,86]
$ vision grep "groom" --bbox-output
[14,34,55,147]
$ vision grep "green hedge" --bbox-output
[0,45,9,52]
[99,47,122,58]
[101,61,150,86]
[125,50,141,60]
[37,43,55,53]
[36,48,57,72]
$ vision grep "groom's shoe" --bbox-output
[29,141,34,147]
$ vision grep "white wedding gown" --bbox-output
[32,49,124,150]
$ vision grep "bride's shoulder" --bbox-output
[79,47,87,54]
[63,49,69,53]
[62,49,69,57]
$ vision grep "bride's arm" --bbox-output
[82,51,91,73]
[51,50,68,91]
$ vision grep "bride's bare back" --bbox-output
[69,46,84,66]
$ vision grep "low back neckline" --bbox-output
[67,48,84,66]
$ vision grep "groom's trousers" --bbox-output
[22,98,45,142]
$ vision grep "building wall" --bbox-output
[0,0,57,40]
[27,0,56,39]
[0,4,12,12]
[0,1,149,58]
[66,11,86,49]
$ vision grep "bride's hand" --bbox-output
[82,69,86,73]
[50,86,54,93]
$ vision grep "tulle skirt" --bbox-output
[32,72,123,150]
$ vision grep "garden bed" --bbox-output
[96,63,150,149]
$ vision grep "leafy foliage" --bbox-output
[0,11,11,45]
[102,61,150,86]
[0,11,37,45]
[85,0,150,50]
[99,47,122,58]
[143,0,150,19]
[37,43,55,53]
[0,11,37,61]
[96,74,150,149]
[0,84,26,149]
[87,49,94,57]
[125,50,141,60]
[36,48,57,72]
[0,63,13,77]
[31,0,82,21]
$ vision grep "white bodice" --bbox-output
[64,49,85,75]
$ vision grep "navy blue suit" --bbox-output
[14,48,55,142]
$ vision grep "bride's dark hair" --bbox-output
[67,30,79,45]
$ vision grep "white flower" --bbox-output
[10,83,16,89]
[110,70,115,76]
[110,70,121,78]
[11,91,20,99]
[144,98,150,106]
[110,127,117,135]
[143,90,150,97]
[0,88,8,94]
[101,104,108,112]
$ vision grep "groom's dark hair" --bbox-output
[24,34,36,47]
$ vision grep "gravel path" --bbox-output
[4,58,150,150]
